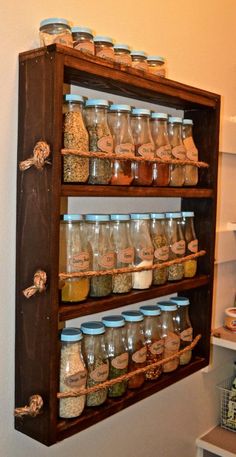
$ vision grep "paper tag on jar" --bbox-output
[139,247,154,261]
[188,239,198,253]
[180,327,193,342]
[156,145,171,159]
[183,137,198,161]
[98,252,115,269]
[132,346,147,363]
[70,252,90,270]
[64,370,87,389]
[150,339,164,355]
[118,247,134,264]
[165,332,180,351]
[96,48,114,59]
[171,240,186,255]
[74,41,94,54]
[115,143,134,155]
[111,352,129,370]
[97,136,113,153]
[90,363,109,382]
[137,143,154,159]
[154,245,169,261]
[172,145,186,160]
[115,55,131,65]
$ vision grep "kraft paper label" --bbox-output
[171,240,186,255]
[137,143,154,159]
[65,370,87,389]
[97,136,113,153]
[74,41,94,54]
[154,245,169,261]
[188,239,198,253]
[98,252,115,269]
[164,332,180,352]
[70,252,90,270]
[132,346,147,363]
[111,352,129,370]
[183,137,198,161]
[150,339,164,355]
[115,143,134,155]
[139,247,154,261]
[118,247,134,264]
[115,54,131,65]
[96,48,114,59]
[90,363,109,382]
[180,327,193,342]
[156,145,172,159]
[172,145,186,160]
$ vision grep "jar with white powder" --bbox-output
[129,213,154,289]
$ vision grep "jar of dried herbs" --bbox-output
[94,36,115,61]
[85,99,113,184]
[108,104,135,185]
[150,213,169,285]
[122,311,147,389]
[81,321,109,407]
[151,112,171,186]
[158,301,180,373]
[168,117,186,187]
[110,214,134,293]
[59,214,90,302]
[63,94,89,183]
[85,214,115,297]
[102,315,129,397]
[59,328,87,418]
[114,44,132,66]
[147,56,166,77]
[182,119,198,186]
[181,211,198,278]
[39,18,73,47]
[170,296,193,365]
[71,26,95,55]
[130,51,148,71]
[130,213,154,289]
[139,305,164,380]
[165,212,186,281]
[131,108,155,186]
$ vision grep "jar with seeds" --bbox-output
[81,322,109,407]
[158,301,180,372]
[131,108,155,186]
[94,36,115,61]
[110,214,134,293]
[114,44,132,66]
[165,212,186,281]
[181,211,198,278]
[39,18,73,47]
[150,112,171,186]
[170,296,193,365]
[63,94,89,183]
[139,305,164,380]
[72,26,95,55]
[150,213,169,285]
[130,51,148,71]
[85,99,113,184]
[59,328,87,418]
[168,117,186,187]
[182,119,198,186]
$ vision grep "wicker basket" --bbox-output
[217,375,236,432]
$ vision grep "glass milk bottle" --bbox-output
[131,108,155,186]
[182,211,198,278]
[158,301,180,373]
[182,119,198,186]
[168,117,186,187]
[130,213,154,289]
[150,213,169,285]
[151,112,171,186]
[165,212,186,281]
[171,296,193,365]
[139,305,164,380]
[110,214,134,293]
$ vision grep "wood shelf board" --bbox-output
[212,327,236,350]
[59,275,210,321]
[58,357,206,442]
[197,425,236,457]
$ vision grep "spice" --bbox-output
[151,112,171,186]
[140,305,164,380]
[112,273,132,293]
[86,357,109,406]
[61,278,90,302]
[168,263,184,281]
[147,56,166,77]
[114,44,132,66]
[182,119,198,186]
[131,109,155,186]
[150,213,169,286]
[128,343,147,388]
[131,51,148,71]
[109,364,128,396]
[122,311,146,389]
[168,117,186,187]
[158,301,180,373]
[132,260,153,289]
[182,211,198,278]
[130,213,154,289]
[165,212,185,281]
[90,275,113,297]
[72,26,95,55]
[145,342,163,380]
[184,260,197,277]
[171,297,193,365]
[39,18,73,47]
[94,36,115,61]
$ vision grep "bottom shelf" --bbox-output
[196,425,236,457]
[58,356,206,442]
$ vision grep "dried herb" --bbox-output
[112,273,132,294]
[108,365,127,397]
[63,111,89,183]
[90,275,112,297]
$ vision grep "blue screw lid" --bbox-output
[110,214,130,221]
[130,213,150,220]
[122,311,144,322]
[165,212,182,219]
[94,36,113,44]
[63,94,84,103]
[40,17,70,28]
[114,43,131,51]
[85,214,110,222]
[71,26,93,35]
[109,104,131,112]
[151,112,168,120]
[130,51,147,58]
[61,327,83,342]
[170,297,190,306]
[61,214,83,221]
[131,108,150,116]
[157,301,177,311]
[147,56,165,63]
[150,213,165,220]
[168,117,183,124]
[81,321,105,335]
[183,119,193,125]
[85,98,109,107]
[139,305,161,316]
[102,315,125,327]
[181,211,194,217]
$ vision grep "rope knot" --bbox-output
[14,395,43,418]
[23,270,47,299]
[19,141,51,171]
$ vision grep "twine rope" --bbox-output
[19,141,51,171]
[14,395,43,418]
[59,250,205,280]
[23,270,47,298]
[61,149,209,168]
[57,334,201,399]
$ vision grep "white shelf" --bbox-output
[212,327,236,351]
[196,425,236,457]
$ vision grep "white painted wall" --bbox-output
[1,1,236,456]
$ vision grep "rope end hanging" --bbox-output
[23,270,47,298]
[19,141,51,172]
[14,395,43,418]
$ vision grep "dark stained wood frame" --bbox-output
[15,44,220,446]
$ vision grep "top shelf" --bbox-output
[19,44,220,110]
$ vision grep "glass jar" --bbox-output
[181,211,198,278]
[110,214,134,293]
[102,315,129,397]
[150,213,169,285]
[85,214,114,297]
[130,213,154,289]
[85,99,113,185]
[59,328,87,418]
[168,117,186,187]
[165,212,186,281]
[114,44,132,66]
[130,51,148,71]
[131,108,155,186]
[158,301,180,373]
[59,214,90,302]
[151,112,171,186]
[147,56,166,77]
[63,94,89,183]
[81,322,109,406]
[39,18,73,47]
[71,26,95,55]
[170,297,193,365]
[121,311,147,389]
[94,36,115,60]
[182,119,198,186]
[139,305,164,380]
[108,104,135,185]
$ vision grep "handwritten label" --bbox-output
[156,145,171,159]
[97,135,113,153]
[65,370,87,389]
[137,143,154,159]
[150,339,164,355]
[171,240,186,255]
[98,252,115,269]
[139,247,154,261]
[132,346,147,364]
[70,251,90,270]
[111,352,129,370]
[118,247,134,264]
[115,54,131,65]
[188,239,198,253]
[172,145,186,160]
[154,245,169,261]
[180,327,193,342]
[96,48,114,59]
[74,41,95,54]
[115,143,134,155]
[90,363,109,382]
[183,137,198,161]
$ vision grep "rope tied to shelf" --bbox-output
[57,334,201,398]
[19,141,51,171]
[23,270,47,298]
[14,395,43,418]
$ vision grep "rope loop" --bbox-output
[22,270,47,298]
[14,395,43,418]
[19,141,51,171]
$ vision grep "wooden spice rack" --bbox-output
[15,44,220,446]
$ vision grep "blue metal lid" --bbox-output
[102,315,125,327]
[130,51,147,58]
[132,108,150,116]
[63,94,84,103]
[139,305,161,316]
[71,26,93,35]
[60,327,83,342]
[110,214,130,221]
[147,56,165,62]
[150,213,165,220]
[151,112,168,120]
[181,211,194,217]
[157,301,177,311]
[168,117,183,124]
[183,119,193,125]
[130,213,150,220]
[85,99,109,107]
[122,311,144,322]
[114,43,131,51]
[81,321,105,335]
[40,18,70,27]
[109,104,131,112]
[165,212,182,219]
[85,214,110,222]
[170,297,190,306]
[94,36,113,44]
[61,214,83,221]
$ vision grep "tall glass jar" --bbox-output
[110,214,134,293]
[59,214,90,302]
[168,117,186,187]
[122,311,147,389]
[39,18,73,47]
[147,56,166,77]
[108,104,135,185]
[170,297,193,365]
[102,315,129,397]
[131,108,155,186]
[181,211,198,278]
[94,36,115,60]
[151,112,171,186]
[63,94,89,183]
[158,301,180,373]
[114,44,132,66]
[71,26,95,55]
[85,98,113,184]
[150,213,169,285]
[131,51,148,71]
[85,214,115,297]
[59,328,87,418]
[182,119,199,186]
[81,322,109,407]
[130,213,154,289]
[165,212,186,281]
[139,305,164,380]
